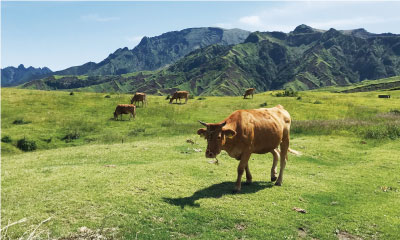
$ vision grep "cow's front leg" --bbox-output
[270,149,279,182]
[234,152,251,193]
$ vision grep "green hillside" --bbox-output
[2,88,400,239]
[317,76,400,92]
[21,25,400,96]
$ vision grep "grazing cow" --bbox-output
[378,95,390,98]
[131,92,147,107]
[114,104,136,120]
[197,105,299,193]
[169,91,189,104]
[243,88,255,99]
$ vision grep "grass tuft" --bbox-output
[259,102,268,107]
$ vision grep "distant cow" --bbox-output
[197,105,300,193]
[131,92,147,107]
[243,88,255,99]
[169,91,189,104]
[378,95,390,98]
[114,104,136,120]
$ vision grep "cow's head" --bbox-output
[197,121,236,158]
[130,97,134,104]
[113,111,118,120]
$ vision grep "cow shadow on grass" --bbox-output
[109,118,134,121]
[169,102,187,105]
[163,181,273,208]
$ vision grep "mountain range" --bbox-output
[1,64,52,87]
[2,27,249,87]
[51,27,250,76]
[10,25,400,95]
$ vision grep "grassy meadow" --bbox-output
[1,88,400,239]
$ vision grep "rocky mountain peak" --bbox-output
[292,24,315,34]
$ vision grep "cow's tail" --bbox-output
[275,148,302,161]
[288,148,301,156]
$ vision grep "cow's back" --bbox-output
[224,106,290,155]
[133,93,146,101]
[116,104,135,114]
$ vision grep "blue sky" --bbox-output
[2,1,400,71]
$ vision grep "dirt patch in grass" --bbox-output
[336,231,363,240]
[235,223,247,231]
[59,226,119,240]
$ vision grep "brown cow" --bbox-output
[197,105,299,193]
[169,91,189,104]
[114,104,136,120]
[131,92,147,107]
[243,88,255,99]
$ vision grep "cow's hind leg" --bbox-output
[270,149,279,182]
[276,137,289,186]
[234,152,251,193]
[245,164,252,185]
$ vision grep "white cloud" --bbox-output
[239,15,262,26]
[81,14,120,22]
[214,2,400,33]
[308,16,397,30]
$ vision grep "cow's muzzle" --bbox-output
[206,149,216,158]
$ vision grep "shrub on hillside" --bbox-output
[104,95,111,98]
[363,125,400,140]
[1,135,12,143]
[13,119,31,125]
[69,92,74,95]
[17,138,37,151]
[275,89,298,97]
[62,130,80,142]
[197,97,206,100]
[314,100,323,104]
[389,109,400,115]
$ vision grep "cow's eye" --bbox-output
[217,136,221,140]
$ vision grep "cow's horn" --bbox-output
[198,120,207,126]
[221,121,226,127]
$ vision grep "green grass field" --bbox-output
[2,88,400,239]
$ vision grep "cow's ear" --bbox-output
[223,129,236,139]
[197,128,207,138]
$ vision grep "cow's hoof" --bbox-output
[232,189,241,194]
[245,180,252,185]
[274,182,282,186]
[271,176,277,182]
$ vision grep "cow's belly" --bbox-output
[225,148,243,160]
[253,147,274,154]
